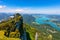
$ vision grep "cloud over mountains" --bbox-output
[0,5,60,14]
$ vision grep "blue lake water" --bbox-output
[35,17,60,31]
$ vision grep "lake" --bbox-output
[35,16,60,31]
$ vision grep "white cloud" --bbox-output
[0,8,24,13]
[0,7,60,14]
[15,9,24,13]
[19,8,60,14]
[0,5,6,9]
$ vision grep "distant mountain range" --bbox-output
[0,13,13,20]
[0,13,60,23]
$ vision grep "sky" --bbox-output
[0,0,60,14]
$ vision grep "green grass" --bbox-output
[0,30,20,40]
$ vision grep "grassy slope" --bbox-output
[25,24,53,40]
[0,31,20,40]
[0,23,53,40]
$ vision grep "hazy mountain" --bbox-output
[0,13,13,20]
[22,14,35,24]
